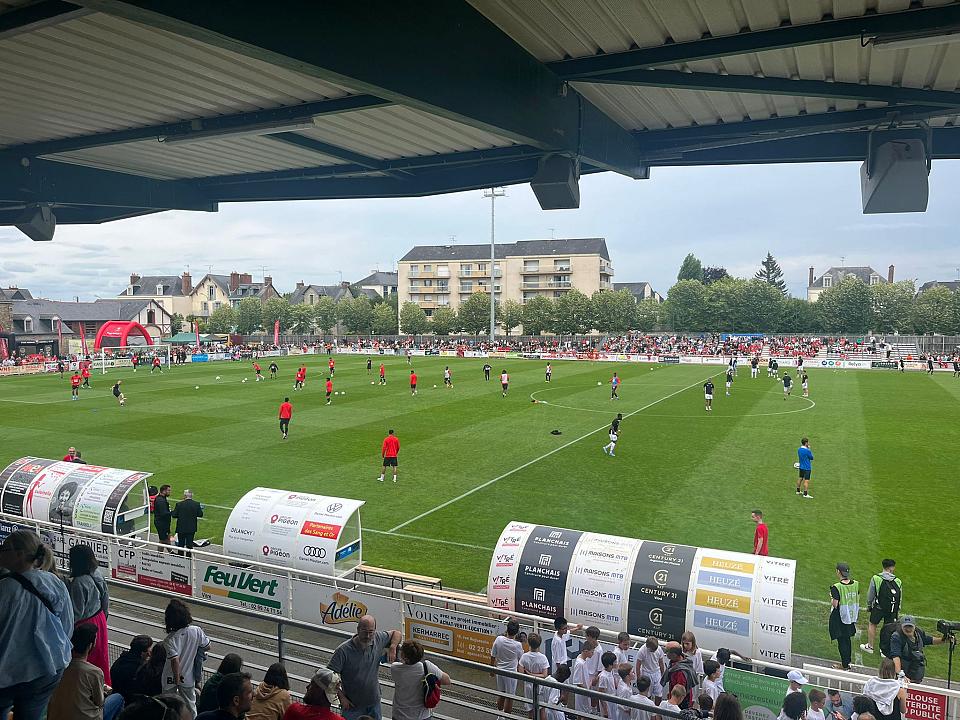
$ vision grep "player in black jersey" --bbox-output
[603,413,623,456]
[725,367,734,396]
[704,380,715,412]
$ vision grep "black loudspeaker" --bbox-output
[860,137,929,214]
[531,155,580,210]
[15,204,57,241]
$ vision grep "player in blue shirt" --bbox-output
[797,437,814,498]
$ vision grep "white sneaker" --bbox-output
[392,477,397,483]
[860,644,874,653]
[378,477,384,482]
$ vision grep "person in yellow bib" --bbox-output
[829,562,859,670]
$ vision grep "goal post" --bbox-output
[94,343,172,374]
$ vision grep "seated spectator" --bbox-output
[197,671,253,720]
[851,695,874,720]
[390,640,451,720]
[110,635,153,701]
[248,662,293,720]
[117,693,192,720]
[825,689,854,720]
[68,543,111,684]
[131,643,167,698]
[197,653,244,714]
[0,529,74,720]
[781,692,809,720]
[47,623,105,720]
[714,693,745,720]
[283,668,344,720]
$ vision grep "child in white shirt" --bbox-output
[520,633,551,718]
[807,689,827,720]
[491,620,525,716]
[635,637,665,701]
[571,639,598,717]
[614,632,632,667]
[597,651,618,718]
[701,660,721,703]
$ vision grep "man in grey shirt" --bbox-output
[327,614,401,720]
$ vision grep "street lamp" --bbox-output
[482,187,506,345]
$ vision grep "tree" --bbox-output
[206,305,235,333]
[754,252,787,295]
[234,297,262,335]
[313,296,338,335]
[522,296,553,336]
[430,306,457,335]
[371,302,398,334]
[399,302,429,335]
[634,299,661,332]
[870,280,915,333]
[552,290,593,334]
[702,266,730,286]
[458,293,493,335]
[702,277,746,329]
[911,286,953,334]
[169,313,184,335]
[738,279,785,332]
[816,276,871,333]
[500,299,524,335]
[591,290,635,333]
[263,297,292,332]
[338,295,373,333]
[185,314,206,333]
[777,297,821,333]
[666,280,707,331]
[677,253,704,282]
[288,304,314,334]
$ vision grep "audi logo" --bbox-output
[326,502,343,513]
[302,546,327,558]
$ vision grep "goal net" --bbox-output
[93,344,172,374]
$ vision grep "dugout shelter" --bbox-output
[3,0,960,237]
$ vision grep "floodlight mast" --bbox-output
[483,187,506,346]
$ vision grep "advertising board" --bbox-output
[722,667,787,720]
[198,562,289,616]
[404,603,505,663]
[111,544,192,595]
[489,522,796,660]
[290,581,402,630]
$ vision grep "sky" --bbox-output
[2,160,959,302]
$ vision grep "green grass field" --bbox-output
[1,355,957,676]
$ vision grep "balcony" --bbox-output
[460,269,502,278]
[600,264,615,276]
[553,265,571,273]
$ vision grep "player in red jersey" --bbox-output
[151,355,162,374]
[278,397,293,439]
[70,372,82,400]
[409,369,417,396]
[378,429,400,483]
[328,357,335,377]
[325,377,333,405]
[81,364,91,388]
[294,365,306,390]
[379,363,386,385]
[253,361,263,381]
[131,354,139,372]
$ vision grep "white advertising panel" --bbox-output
[224,487,364,576]
[198,562,290,617]
[290,579,402,630]
[487,521,536,611]
[111,544,192,595]
[564,532,637,629]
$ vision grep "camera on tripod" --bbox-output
[938,620,960,635]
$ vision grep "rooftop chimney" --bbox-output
[130,273,141,286]
[888,264,895,283]
[229,272,240,292]
[296,281,304,290]
[340,281,351,289]
[808,267,814,287]
[181,271,192,295]
[263,276,272,286]
[239,273,253,285]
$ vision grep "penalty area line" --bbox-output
[388,373,717,533]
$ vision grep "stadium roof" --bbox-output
[401,237,610,262]
[3,0,960,238]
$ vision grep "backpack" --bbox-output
[422,661,441,709]
[874,576,902,614]
[879,622,902,659]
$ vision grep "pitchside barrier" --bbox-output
[0,512,955,720]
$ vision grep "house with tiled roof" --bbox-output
[118,272,193,316]
[355,271,398,299]
[807,265,894,302]
[614,282,663,304]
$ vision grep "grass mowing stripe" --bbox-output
[388,372,719,533]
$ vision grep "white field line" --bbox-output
[388,374,717,533]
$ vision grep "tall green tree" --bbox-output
[338,295,373,333]
[591,290,635,333]
[754,252,788,295]
[702,277,746,329]
[169,313,184,335]
[430,306,458,335]
[666,280,707,331]
[499,299,524,335]
[816,276,872,332]
[677,253,704,282]
[399,302,429,335]
[911,286,953,334]
[552,290,593,334]
[205,306,235,333]
[870,280,916,333]
[313,296,338,334]
[288,304,314,334]
[235,297,263,335]
[263,297,292,332]
[777,297,821,333]
[739,279,785,332]
[371,302,398,334]
[458,293,494,335]
[522,296,553,336]
[634,299,661,332]
[702,266,731,286]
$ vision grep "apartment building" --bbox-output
[397,238,613,316]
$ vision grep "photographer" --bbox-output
[888,615,952,683]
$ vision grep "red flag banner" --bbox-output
[79,323,88,355]
[273,319,280,346]
[57,318,64,354]
[194,320,201,351]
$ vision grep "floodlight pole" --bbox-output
[483,187,506,346]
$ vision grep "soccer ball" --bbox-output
[215,376,221,380]
[195,386,200,390]
[341,391,345,395]
[433,384,437,388]
[334,391,339,396]
[371,381,375,385]
[793,462,801,469]
[597,381,602,386]
[243,378,248,383]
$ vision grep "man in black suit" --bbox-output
[154,484,173,546]
[172,488,203,549]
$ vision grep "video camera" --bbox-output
[938,620,960,635]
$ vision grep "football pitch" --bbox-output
[1,355,957,676]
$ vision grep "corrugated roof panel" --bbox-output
[0,13,355,146]
[301,106,515,160]
[46,135,347,180]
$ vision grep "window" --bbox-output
[409,265,419,276]
[423,264,432,273]
[424,295,433,302]
[309,294,314,305]
[554,259,571,272]
[424,308,433,317]
[147,310,156,324]
[462,264,473,274]
[208,285,216,300]
[23,316,33,332]
[822,276,832,288]
[424,279,433,287]
[870,275,880,285]
[202,301,209,313]
[156,284,164,295]
[437,264,449,277]
[523,260,539,272]
[213,302,221,310]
